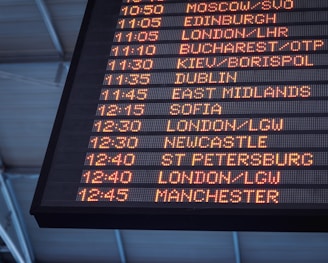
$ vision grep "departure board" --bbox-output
[31,0,328,231]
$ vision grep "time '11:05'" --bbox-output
[117,17,162,29]
[114,31,159,43]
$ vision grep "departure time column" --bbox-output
[77,0,165,202]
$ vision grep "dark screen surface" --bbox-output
[31,0,328,230]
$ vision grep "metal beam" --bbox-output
[114,230,127,263]
[34,0,64,59]
[0,225,24,263]
[55,62,69,84]
[0,167,25,263]
[232,231,241,263]
[0,171,34,263]
[4,175,35,263]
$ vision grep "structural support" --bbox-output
[114,230,127,263]
[0,162,34,263]
[34,0,64,59]
[0,225,24,263]
[54,62,69,85]
[232,231,241,263]
[3,175,35,263]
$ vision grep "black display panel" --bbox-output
[31,0,328,231]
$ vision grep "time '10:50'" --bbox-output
[123,0,164,4]
[124,0,163,3]
[121,5,164,16]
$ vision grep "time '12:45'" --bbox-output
[77,188,129,202]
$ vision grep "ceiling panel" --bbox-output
[121,230,235,263]
[0,0,87,62]
[0,62,63,167]
[239,232,328,263]
[0,1,54,62]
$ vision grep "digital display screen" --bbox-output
[31,0,328,230]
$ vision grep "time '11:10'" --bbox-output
[111,45,156,56]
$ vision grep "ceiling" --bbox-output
[0,0,328,262]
